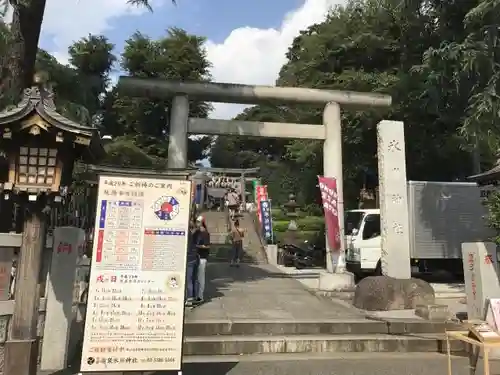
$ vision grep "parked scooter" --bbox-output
[277,240,325,269]
[278,243,299,266]
[293,240,325,269]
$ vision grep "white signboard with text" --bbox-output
[80,175,192,372]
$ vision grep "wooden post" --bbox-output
[5,206,47,375]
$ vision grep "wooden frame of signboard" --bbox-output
[446,330,500,375]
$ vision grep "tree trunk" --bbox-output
[0,0,47,108]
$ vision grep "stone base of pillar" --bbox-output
[318,271,355,292]
[265,245,278,265]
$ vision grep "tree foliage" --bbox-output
[100,28,212,164]
[210,0,498,208]
[0,12,212,167]
[0,0,162,110]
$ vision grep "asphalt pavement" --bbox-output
[40,353,494,375]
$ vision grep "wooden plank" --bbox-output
[5,209,47,375]
[0,233,52,248]
[4,340,38,375]
[0,298,46,315]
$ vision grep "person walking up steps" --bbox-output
[227,188,240,220]
[230,219,245,267]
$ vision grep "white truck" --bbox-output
[345,181,494,278]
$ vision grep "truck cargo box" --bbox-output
[408,181,494,259]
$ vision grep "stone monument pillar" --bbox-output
[40,226,85,371]
[462,242,499,320]
[377,120,411,279]
[167,95,189,168]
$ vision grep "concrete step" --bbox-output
[177,353,489,375]
[182,333,464,355]
[181,351,462,363]
[183,319,464,337]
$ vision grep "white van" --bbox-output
[345,209,382,276]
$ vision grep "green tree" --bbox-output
[413,0,500,160]
[101,28,212,166]
[211,0,483,207]
[68,34,116,119]
[0,0,161,109]
[32,35,116,127]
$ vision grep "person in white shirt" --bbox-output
[227,188,240,219]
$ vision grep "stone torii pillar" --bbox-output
[168,95,189,168]
[323,102,345,273]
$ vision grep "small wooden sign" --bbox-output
[469,321,500,343]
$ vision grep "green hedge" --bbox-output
[272,216,324,232]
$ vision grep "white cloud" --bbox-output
[31,0,343,122]
[205,0,346,119]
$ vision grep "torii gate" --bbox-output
[118,78,406,288]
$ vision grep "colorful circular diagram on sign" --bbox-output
[153,196,180,220]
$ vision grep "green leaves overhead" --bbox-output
[210,0,500,207]
[101,28,213,164]
[1,20,212,167]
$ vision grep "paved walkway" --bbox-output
[186,263,364,321]
[40,353,481,375]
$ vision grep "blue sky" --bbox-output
[36,0,340,118]
[39,0,303,61]
[105,0,304,46]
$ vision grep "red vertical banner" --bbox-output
[256,185,268,223]
[318,176,341,252]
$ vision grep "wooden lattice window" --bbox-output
[17,147,57,185]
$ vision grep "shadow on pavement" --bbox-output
[39,362,238,375]
[179,362,237,375]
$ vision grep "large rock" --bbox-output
[353,276,435,311]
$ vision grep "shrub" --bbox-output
[297,216,324,231]
[271,216,324,232]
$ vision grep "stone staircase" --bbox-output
[201,210,267,263]
[182,319,465,360]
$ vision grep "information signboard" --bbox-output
[80,175,192,373]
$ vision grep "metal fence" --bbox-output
[0,184,98,239]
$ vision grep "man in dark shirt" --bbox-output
[185,220,199,307]
[194,216,210,303]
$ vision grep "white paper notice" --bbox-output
[80,175,192,373]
